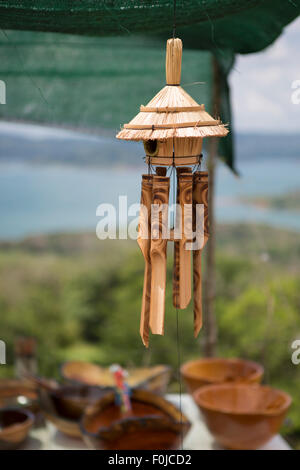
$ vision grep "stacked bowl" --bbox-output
[181,357,291,450]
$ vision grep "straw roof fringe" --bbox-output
[116,39,229,142]
[117,124,228,141]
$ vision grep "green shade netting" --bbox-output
[0,1,299,171]
[0,32,235,168]
[0,1,299,53]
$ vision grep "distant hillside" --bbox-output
[1,223,299,268]
[242,190,300,212]
[0,126,299,167]
[0,127,141,168]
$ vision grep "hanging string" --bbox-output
[171,0,183,449]
[173,0,177,39]
[176,306,183,449]
[196,153,203,172]
[182,81,206,87]
[172,146,176,230]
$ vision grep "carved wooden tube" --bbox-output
[173,169,193,309]
[173,167,191,309]
[137,174,153,347]
[192,171,209,337]
[149,175,170,335]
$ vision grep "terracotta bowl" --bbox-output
[181,358,264,394]
[80,388,191,450]
[61,361,171,395]
[0,407,34,450]
[38,384,106,438]
[0,379,39,414]
[194,383,292,450]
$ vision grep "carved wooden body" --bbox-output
[137,175,153,347]
[136,168,209,345]
[192,171,209,337]
[145,137,203,167]
[173,168,193,309]
[149,175,170,335]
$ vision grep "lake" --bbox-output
[0,158,299,240]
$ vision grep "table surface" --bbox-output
[21,394,291,451]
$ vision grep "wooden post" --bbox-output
[203,56,221,357]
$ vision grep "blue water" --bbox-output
[0,158,299,240]
[215,158,300,230]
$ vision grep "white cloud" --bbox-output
[230,16,300,133]
[243,90,282,115]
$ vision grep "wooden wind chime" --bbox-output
[117,38,228,347]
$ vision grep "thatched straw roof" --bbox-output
[117,38,228,142]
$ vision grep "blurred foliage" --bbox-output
[0,224,300,438]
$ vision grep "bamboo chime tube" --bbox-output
[193,249,202,336]
[193,171,209,337]
[173,168,193,309]
[149,174,170,335]
[137,175,153,347]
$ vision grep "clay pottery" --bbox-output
[181,358,263,394]
[80,388,191,450]
[0,379,39,414]
[194,383,292,450]
[38,382,105,438]
[0,407,34,450]
[61,361,171,394]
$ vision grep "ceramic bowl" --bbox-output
[80,388,191,450]
[193,383,292,449]
[0,407,34,450]
[0,379,39,413]
[181,358,263,394]
[61,361,171,395]
[38,383,106,438]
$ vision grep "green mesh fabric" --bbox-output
[0,1,299,53]
[0,33,215,128]
[0,32,234,168]
[0,1,299,171]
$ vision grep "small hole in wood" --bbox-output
[144,140,158,157]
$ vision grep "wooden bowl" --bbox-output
[0,408,34,450]
[181,358,263,394]
[194,383,292,450]
[0,379,39,413]
[38,384,106,438]
[61,361,171,395]
[80,388,191,450]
